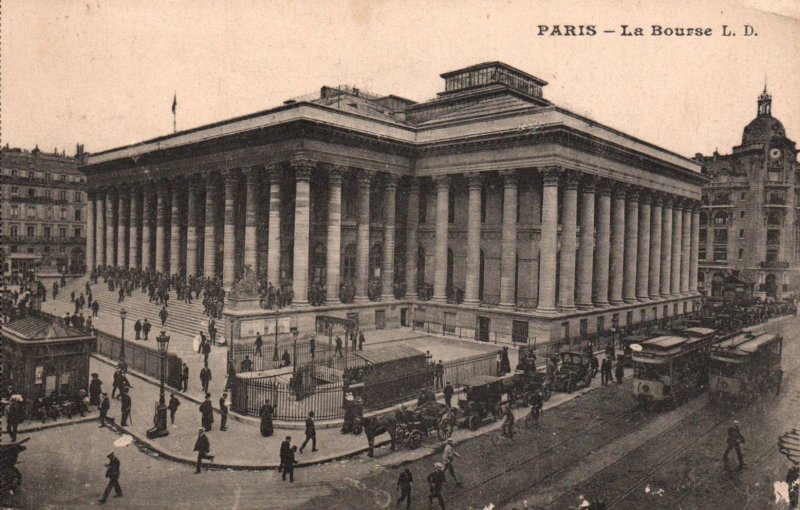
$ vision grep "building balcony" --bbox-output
[760,261,789,269]
[2,235,84,244]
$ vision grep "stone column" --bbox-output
[292,160,313,306]
[609,186,626,305]
[86,192,96,270]
[432,175,450,303]
[243,168,259,272]
[660,197,673,296]
[690,204,700,293]
[500,170,519,308]
[203,174,218,278]
[96,193,106,266]
[155,184,168,273]
[593,182,611,307]
[169,180,182,275]
[623,188,639,303]
[106,189,116,266]
[671,202,683,296]
[141,183,154,270]
[185,179,199,276]
[117,189,129,268]
[129,185,140,269]
[326,167,344,303]
[463,173,483,305]
[222,171,238,289]
[405,178,420,297]
[576,177,596,309]
[558,172,578,311]
[537,167,560,313]
[636,192,651,301]
[266,166,282,286]
[381,174,399,300]
[681,206,692,294]
[648,195,663,300]
[354,170,374,303]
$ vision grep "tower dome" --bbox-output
[742,87,786,145]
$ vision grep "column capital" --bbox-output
[267,165,284,184]
[222,169,241,184]
[672,197,686,210]
[650,192,663,207]
[579,174,598,193]
[432,174,450,190]
[661,195,674,208]
[242,165,261,177]
[383,172,400,190]
[291,159,314,181]
[563,170,580,190]
[406,176,420,192]
[611,182,628,199]
[357,169,375,187]
[638,189,653,204]
[626,187,641,202]
[541,165,562,185]
[328,165,346,183]
[499,170,518,188]
[465,172,484,190]
[595,178,613,196]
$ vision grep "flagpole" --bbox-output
[172,91,177,133]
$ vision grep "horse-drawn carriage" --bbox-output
[0,438,28,497]
[503,368,551,406]
[394,401,454,449]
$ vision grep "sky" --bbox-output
[2,0,799,159]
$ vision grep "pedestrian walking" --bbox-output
[502,405,515,438]
[111,370,122,400]
[442,438,462,485]
[202,340,211,365]
[358,331,365,351]
[142,318,151,340]
[200,363,212,395]
[99,393,110,427]
[181,362,189,392]
[396,468,413,510]
[254,333,263,357]
[160,306,168,327]
[98,452,122,503]
[133,319,142,340]
[309,335,316,359]
[723,420,746,469]
[89,373,103,408]
[614,361,624,384]
[219,392,229,431]
[200,393,214,431]
[434,360,444,389]
[443,381,454,408]
[282,445,297,482]
[6,397,24,442]
[193,428,214,473]
[299,411,317,453]
[259,399,274,437]
[120,389,132,427]
[168,393,180,425]
[601,358,612,386]
[427,463,447,509]
[279,436,292,473]
[334,336,343,357]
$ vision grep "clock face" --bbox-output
[769,148,782,160]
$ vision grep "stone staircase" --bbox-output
[53,277,226,340]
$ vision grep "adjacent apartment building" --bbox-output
[696,89,799,300]
[1,145,88,276]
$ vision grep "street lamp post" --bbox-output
[119,308,127,360]
[147,330,170,439]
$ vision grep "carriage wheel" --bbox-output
[566,380,575,394]
[542,386,552,401]
[468,414,480,431]
[409,430,422,449]
[524,411,536,429]
[437,422,452,440]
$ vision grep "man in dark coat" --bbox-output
[133,319,142,340]
[397,468,413,510]
[181,363,189,392]
[168,393,180,425]
[219,392,229,431]
[98,452,122,503]
[6,398,24,441]
[193,428,214,473]
[334,336,343,357]
[434,361,445,389]
[159,306,168,326]
[112,370,122,400]
[120,389,132,427]
[282,446,297,482]
[89,373,103,407]
[601,358,612,386]
[723,420,746,469]
[202,340,211,365]
[615,361,624,384]
[99,393,111,427]
[299,411,317,453]
[443,381,454,408]
[200,364,212,394]
[254,333,263,357]
[358,331,365,351]
[427,463,446,509]
[279,436,292,473]
[142,318,151,340]
[200,393,214,431]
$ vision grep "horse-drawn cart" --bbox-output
[0,438,28,497]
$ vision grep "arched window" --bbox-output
[369,243,382,279]
[713,211,729,226]
[311,243,326,284]
[343,243,356,280]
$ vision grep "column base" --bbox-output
[648,294,661,301]
[536,306,558,316]
[462,299,480,307]
[293,300,310,307]
[609,299,624,306]
[576,303,594,310]
[637,296,651,302]
[559,304,576,312]
[593,300,610,308]
[623,298,638,304]
[326,299,342,306]
[354,296,370,304]
[380,294,396,301]
[498,302,516,310]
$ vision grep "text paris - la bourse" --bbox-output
[537,25,755,37]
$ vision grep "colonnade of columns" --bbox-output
[85,163,701,312]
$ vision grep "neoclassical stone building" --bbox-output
[81,62,706,345]
[696,89,799,300]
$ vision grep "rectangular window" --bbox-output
[740,211,745,218]
[60,208,67,220]
[714,229,728,244]
[596,316,604,333]
[698,248,706,260]
[713,248,727,261]
[512,320,529,343]
[738,248,744,260]
[443,312,456,334]
[59,190,67,201]
[74,191,82,202]
[44,227,52,238]
[45,173,51,182]
[27,225,35,237]
[10,225,18,237]
[59,227,66,238]
[448,189,455,224]
[28,188,35,198]
[10,206,19,218]
[740,192,746,200]
[11,169,18,177]
[418,191,427,224]
[767,229,781,245]
[579,319,588,337]
[74,227,82,238]
[699,228,707,243]
[27,206,36,219]
[74,209,81,221]
[766,249,778,262]
[10,186,18,197]
[738,229,744,239]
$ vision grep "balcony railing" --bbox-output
[2,235,84,244]
[760,261,789,269]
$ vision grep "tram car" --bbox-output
[631,333,716,408]
[708,332,783,402]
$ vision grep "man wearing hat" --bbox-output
[200,393,214,431]
[193,428,214,474]
[98,452,122,503]
[723,420,746,469]
[427,463,446,509]
[99,393,111,428]
[442,438,462,485]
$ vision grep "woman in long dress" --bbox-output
[259,399,274,437]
